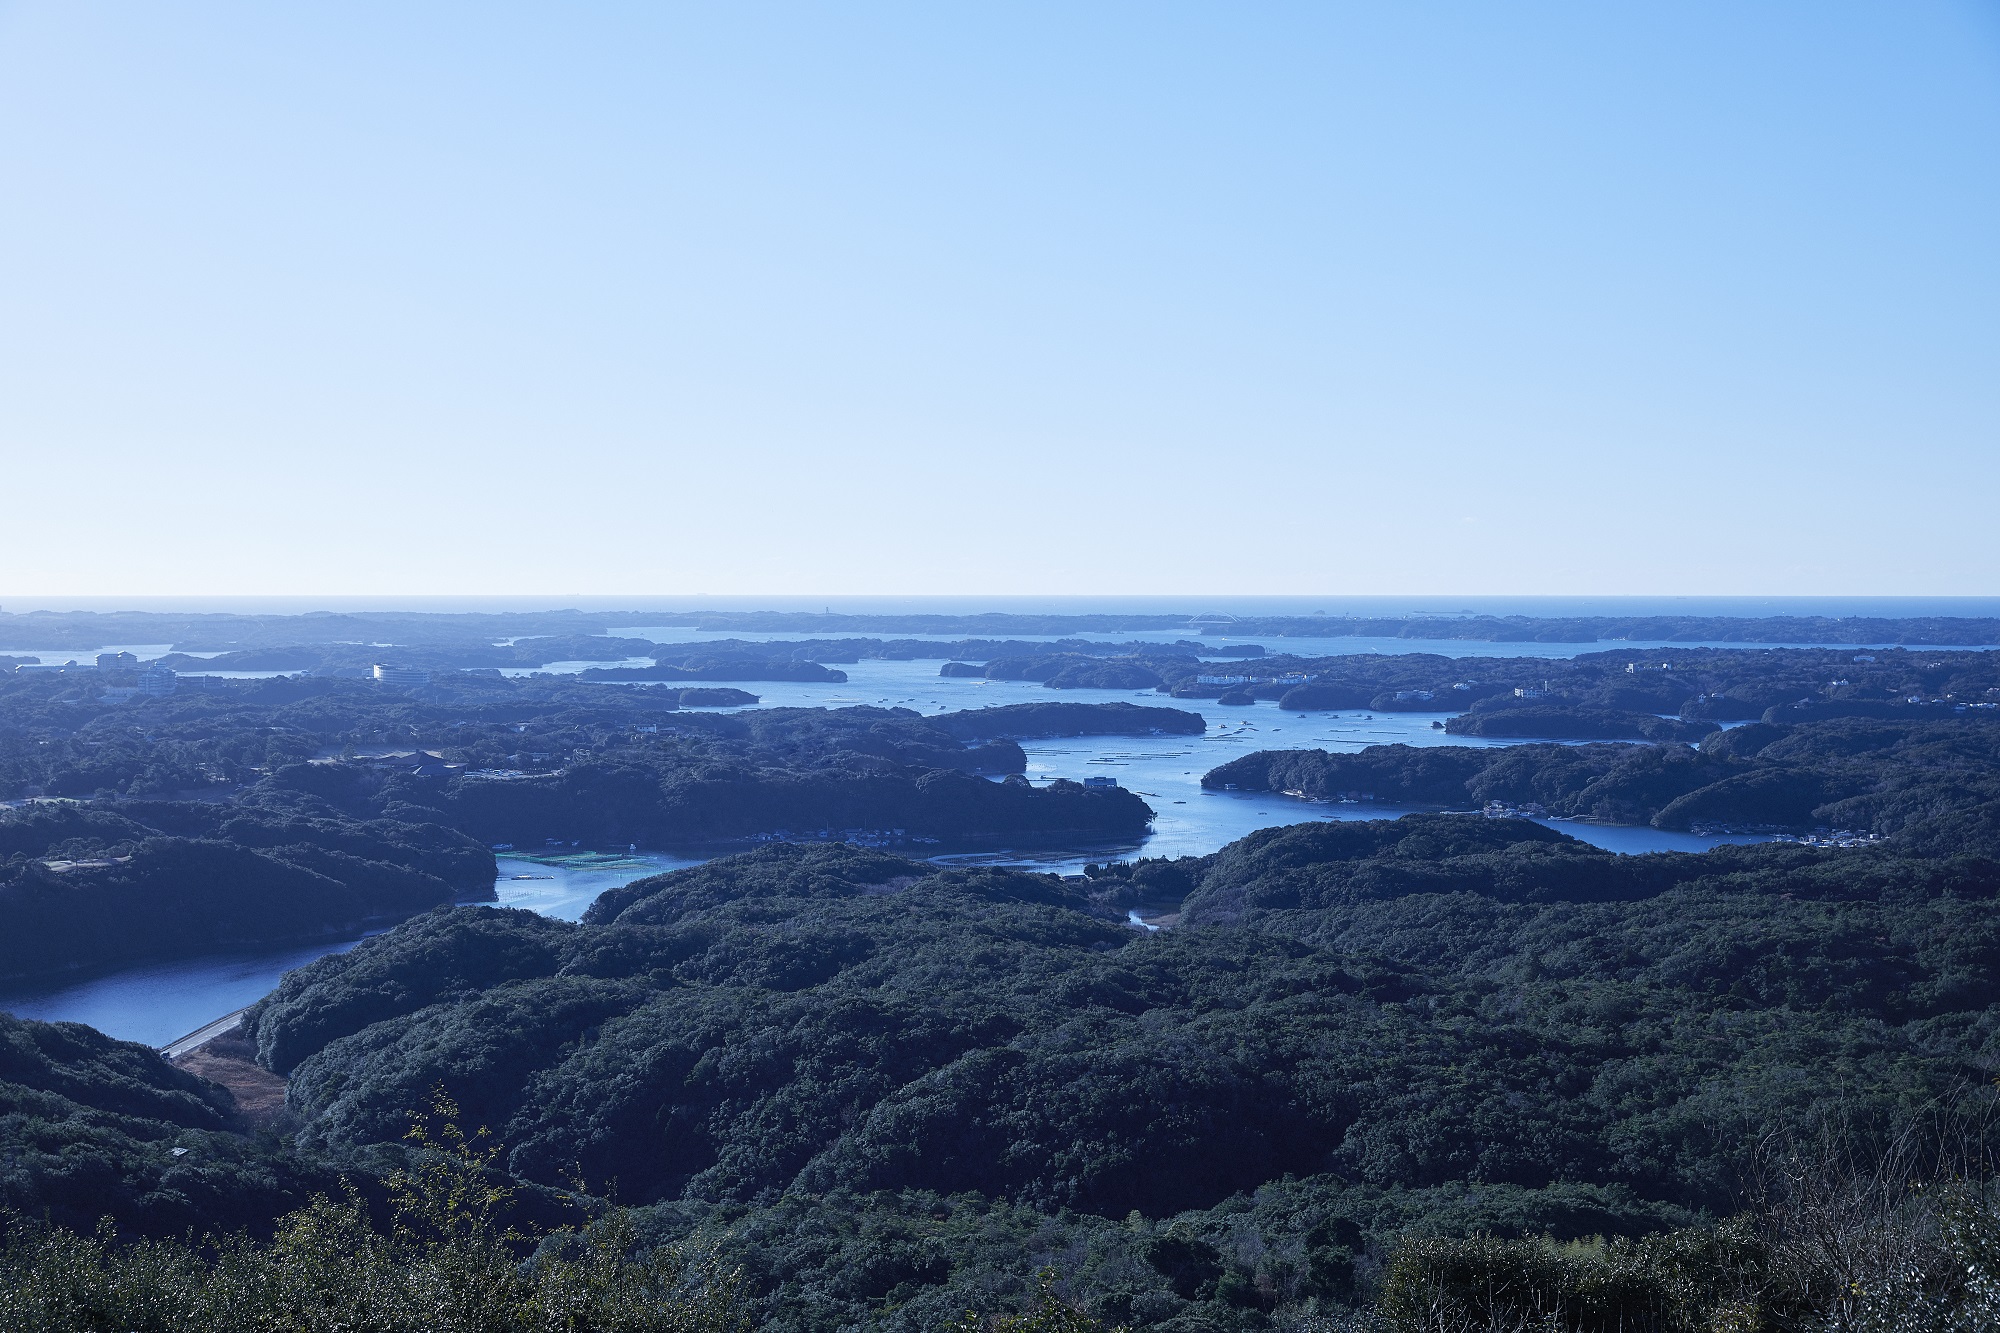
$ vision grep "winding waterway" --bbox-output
[3,635,1791,1044]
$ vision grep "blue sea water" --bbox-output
[0,668,1771,1043]
[0,935,382,1050]
[10,594,2000,617]
[10,600,1980,1042]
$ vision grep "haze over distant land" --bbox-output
[6,596,2000,620]
[2,3,1996,596]
[8,3,2000,1327]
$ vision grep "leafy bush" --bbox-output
[0,1089,748,1333]
[954,1270,1128,1332]
[1372,1103,2000,1333]
[1376,1224,1764,1332]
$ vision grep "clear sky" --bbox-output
[1,3,1995,598]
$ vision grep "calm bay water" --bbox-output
[4,633,1809,1043]
[609,625,1998,659]
[587,652,1776,867]
[0,935,381,1049]
[492,851,706,921]
[0,858,704,1049]
[16,594,1999,618]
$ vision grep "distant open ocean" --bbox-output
[6,595,1999,617]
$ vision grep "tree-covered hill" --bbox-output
[11,629,2000,1328]
[929,701,1206,741]
[228,817,2000,1327]
[1205,711,2000,844]
[0,1011,338,1234]
[0,677,1163,975]
[6,801,2000,1326]
[0,798,495,981]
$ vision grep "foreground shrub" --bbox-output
[0,1089,748,1333]
[1375,1223,1762,1332]
[953,1269,1128,1332]
[1372,1101,2000,1332]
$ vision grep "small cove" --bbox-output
[3,639,1785,1043]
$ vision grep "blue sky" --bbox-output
[1,3,1995,597]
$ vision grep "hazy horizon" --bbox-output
[8,594,2000,620]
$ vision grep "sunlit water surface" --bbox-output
[6,639,1791,1042]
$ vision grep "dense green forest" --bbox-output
[909,643,2000,726]
[0,1009,339,1234]
[0,676,1169,976]
[15,606,1999,714]
[206,808,1998,1329]
[0,799,495,980]
[0,1076,752,1333]
[1168,644,2000,713]
[1206,712,2000,847]
[10,626,2000,1328]
[0,669,1198,807]
[929,702,1207,742]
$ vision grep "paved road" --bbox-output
[159,1008,248,1059]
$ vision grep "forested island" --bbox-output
[11,802,1998,1328]
[1208,710,2000,845]
[928,700,1207,742]
[0,799,496,981]
[8,619,2000,1328]
[0,672,1176,978]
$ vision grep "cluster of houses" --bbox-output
[1772,829,1885,849]
[1481,799,1551,819]
[12,655,449,693]
[1192,672,1318,687]
[747,827,938,848]
[12,651,181,703]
